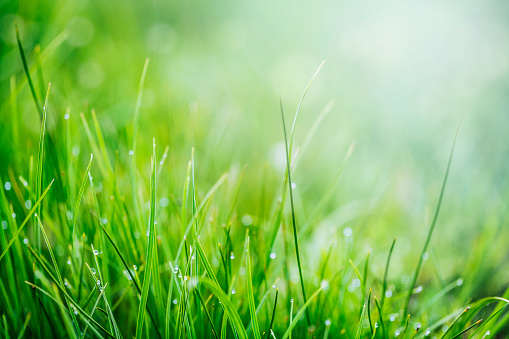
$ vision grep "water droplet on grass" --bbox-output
[343,228,352,237]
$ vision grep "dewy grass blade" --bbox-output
[24,247,115,338]
[0,179,54,262]
[402,125,459,317]
[280,100,311,325]
[281,286,323,339]
[37,215,80,338]
[135,138,157,339]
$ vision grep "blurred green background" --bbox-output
[2,0,509,311]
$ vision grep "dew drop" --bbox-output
[269,252,276,259]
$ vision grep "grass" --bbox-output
[1,17,509,339]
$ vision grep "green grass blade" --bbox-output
[281,287,322,339]
[246,236,261,339]
[402,125,459,317]
[0,179,54,262]
[354,304,366,339]
[449,319,482,339]
[135,138,157,339]
[72,154,93,250]
[15,312,31,339]
[381,238,396,309]
[192,277,248,339]
[15,25,42,117]
[374,297,386,339]
[280,100,310,325]
[37,215,79,338]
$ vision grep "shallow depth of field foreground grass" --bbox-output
[1,2,509,339]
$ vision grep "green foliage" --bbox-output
[1,3,509,338]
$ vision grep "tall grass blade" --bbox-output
[280,100,310,325]
[402,126,459,317]
[246,236,261,339]
[135,138,157,339]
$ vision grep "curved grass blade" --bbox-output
[288,60,325,155]
[280,100,310,325]
[191,277,248,339]
[25,281,109,339]
[402,125,459,317]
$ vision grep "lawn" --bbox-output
[1,1,508,338]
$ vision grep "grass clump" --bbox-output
[0,27,508,339]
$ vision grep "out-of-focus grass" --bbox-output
[1,0,509,338]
